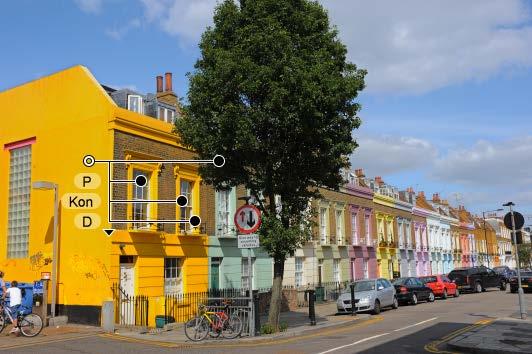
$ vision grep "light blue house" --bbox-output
[208,187,273,290]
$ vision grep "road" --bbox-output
[2,290,531,354]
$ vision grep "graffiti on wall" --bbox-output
[69,255,110,280]
[29,251,52,271]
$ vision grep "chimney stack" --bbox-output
[355,168,365,178]
[156,75,163,93]
[375,176,383,186]
[165,72,173,92]
[432,193,440,203]
[418,191,425,199]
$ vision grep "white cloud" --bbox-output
[350,135,437,176]
[140,0,217,43]
[432,136,532,186]
[320,0,532,94]
[107,84,138,91]
[105,19,141,40]
[74,0,103,14]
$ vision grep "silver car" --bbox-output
[337,278,398,314]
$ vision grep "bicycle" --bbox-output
[184,300,243,341]
[0,300,43,337]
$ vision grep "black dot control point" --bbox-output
[135,175,147,187]
[176,195,188,207]
[189,215,201,227]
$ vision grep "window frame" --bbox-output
[295,257,304,287]
[127,94,144,114]
[175,166,201,234]
[127,163,158,231]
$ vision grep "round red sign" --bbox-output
[234,204,262,234]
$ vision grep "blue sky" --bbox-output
[1,0,532,220]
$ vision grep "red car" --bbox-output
[419,275,459,299]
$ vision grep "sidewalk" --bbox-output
[448,317,532,354]
[113,302,372,345]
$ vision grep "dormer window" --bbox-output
[158,106,176,124]
[128,95,144,114]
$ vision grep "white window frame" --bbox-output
[319,207,328,244]
[132,169,151,229]
[333,259,341,282]
[127,94,144,114]
[164,257,182,294]
[363,259,369,279]
[7,145,32,259]
[351,211,358,245]
[179,179,194,232]
[295,257,304,287]
[217,189,231,236]
[365,214,371,244]
[241,257,255,290]
[335,208,344,244]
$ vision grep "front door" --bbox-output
[211,258,221,290]
[119,259,135,325]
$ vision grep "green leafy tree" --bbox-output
[517,243,532,269]
[176,0,366,330]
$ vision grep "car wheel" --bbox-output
[372,300,381,315]
[475,282,482,293]
[442,289,448,299]
[428,292,435,302]
[454,288,460,297]
[410,293,418,306]
[500,281,506,291]
[392,296,399,309]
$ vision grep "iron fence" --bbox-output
[111,284,149,327]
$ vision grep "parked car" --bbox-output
[509,271,532,293]
[448,266,506,293]
[336,278,398,315]
[419,275,459,299]
[392,277,435,305]
[493,266,517,284]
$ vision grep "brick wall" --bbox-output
[112,130,215,235]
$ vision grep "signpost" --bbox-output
[235,203,262,337]
[503,203,527,320]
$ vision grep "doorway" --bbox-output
[119,255,136,325]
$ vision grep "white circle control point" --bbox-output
[83,155,96,167]
[213,155,225,168]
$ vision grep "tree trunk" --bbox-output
[268,256,285,331]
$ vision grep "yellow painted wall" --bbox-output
[0,66,209,320]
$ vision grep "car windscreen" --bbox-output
[392,278,408,285]
[493,267,506,273]
[520,272,532,277]
[420,276,437,283]
[353,281,375,292]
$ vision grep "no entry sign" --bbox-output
[234,204,262,234]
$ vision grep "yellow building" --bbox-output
[372,177,398,279]
[0,66,212,325]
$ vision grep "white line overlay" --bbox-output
[393,317,438,332]
[316,333,390,354]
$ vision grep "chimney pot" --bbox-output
[165,72,173,92]
[156,75,163,93]
[419,191,425,198]
[355,169,365,178]
[432,193,440,202]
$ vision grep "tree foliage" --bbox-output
[176,0,366,327]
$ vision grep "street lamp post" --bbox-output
[503,202,527,320]
[482,208,503,268]
[33,181,59,319]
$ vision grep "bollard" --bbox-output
[350,283,356,316]
[253,290,260,336]
[308,290,316,326]
[101,300,115,333]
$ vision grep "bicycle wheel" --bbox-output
[184,316,209,342]
[19,313,43,337]
[222,313,243,339]
[208,313,223,338]
[0,312,6,334]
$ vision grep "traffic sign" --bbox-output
[504,211,525,230]
[238,234,260,249]
[234,204,262,234]
[33,281,43,295]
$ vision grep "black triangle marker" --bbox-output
[103,229,115,237]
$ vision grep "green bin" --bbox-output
[155,315,174,328]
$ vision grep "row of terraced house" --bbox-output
[0,66,516,326]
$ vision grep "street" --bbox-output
[1,290,530,354]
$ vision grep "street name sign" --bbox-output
[237,234,260,249]
[234,204,262,234]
